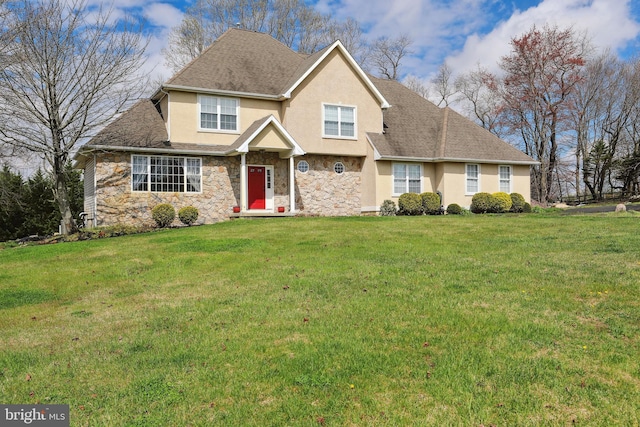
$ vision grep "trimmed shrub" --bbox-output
[379,200,397,216]
[446,203,463,215]
[151,203,175,228]
[398,193,423,216]
[470,192,493,214]
[421,192,441,215]
[510,193,526,213]
[491,192,513,213]
[178,206,199,226]
[523,202,532,213]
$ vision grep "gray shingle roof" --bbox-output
[88,99,168,148]
[368,76,536,164]
[166,28,308,95]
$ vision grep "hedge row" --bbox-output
[380,192,530,216]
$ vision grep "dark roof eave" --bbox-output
[375,154,539,165]
[161,84,287,101]
[77,144,235,157]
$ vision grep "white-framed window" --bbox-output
[132,155,202,193]
[393,163,421,195]
[334,162,345,174]
[198,95,239,132]
[466,164,480,194]
[297,160,309,173]
[323,104,356,138]
[499,165,512,193]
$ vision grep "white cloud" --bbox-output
[316,0,640,81]
[314,0,502,79]
[143,2,184,29]
[446,0,640,77]
[139,3,184,82]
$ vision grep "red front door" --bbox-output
[248,167,266,209]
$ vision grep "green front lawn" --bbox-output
[1,214,639,425]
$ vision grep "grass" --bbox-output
[1,213,639,426]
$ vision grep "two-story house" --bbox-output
[74,28,536,227]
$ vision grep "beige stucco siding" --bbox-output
[168,91,282,145]
[284,50,383,156]
[371,161,437,209]
[512,165,532,202]
[438,163,468,207]
[360,144,377,211]
[439,162,531,208]
[250,127,291,151]
[369,161,531,211]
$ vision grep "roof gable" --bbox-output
[282,40,390,108]
[235,116,305,157]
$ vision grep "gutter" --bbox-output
[375,155,540,166]
[161,84,285,101]
[77,144,234,157]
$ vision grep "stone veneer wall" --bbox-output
[93,152,362,226]
[95,152,241,227]
[294,155,362,216]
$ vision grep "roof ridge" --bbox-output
[438,107,449,158]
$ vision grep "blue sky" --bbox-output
[99,0,640,83]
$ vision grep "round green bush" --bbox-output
[510,193,526,213]
[379,199,397,216]
[178,206,199,226]
[470,192,493,214]
[151,203,175,228]
[523,202,532,213]
[446,203,463,215]
[491,192,513,213]
[421,192,441,215]
[398,193,423,216]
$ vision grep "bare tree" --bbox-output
[430,62,456,107]
[0,0,148,234]
[496,24,589,203]
[454,66,505,137]
[403,75,429,98]
[164,0,358,73]
[164,5,217,73]
[327,17,369,67]
[370,34,413,80]
[574,53,640,200]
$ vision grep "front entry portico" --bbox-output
[235,115,305,214]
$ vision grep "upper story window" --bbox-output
[499,165,512,193]
[199,95,238,132]
[393,163,421,195]
[323,104,356,138]
[466,164,480,194]
[132,155,201,193]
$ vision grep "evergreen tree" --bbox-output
[0,165,25,241]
